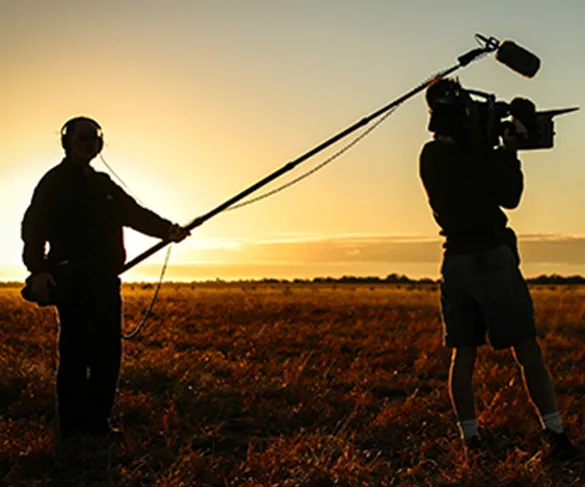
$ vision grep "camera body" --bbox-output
[427,78,578,151]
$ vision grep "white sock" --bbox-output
[458,419,481,440]
[541,412,564,433]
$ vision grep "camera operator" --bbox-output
[419,78,581,460]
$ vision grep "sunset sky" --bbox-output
[2,1,584,281]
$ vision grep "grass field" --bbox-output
[1,282,584,486]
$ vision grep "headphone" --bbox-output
[60,116,104,154]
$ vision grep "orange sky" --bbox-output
[2,1,584,281]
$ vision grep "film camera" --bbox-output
[427,78,578,150]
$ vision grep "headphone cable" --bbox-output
[99,153,148,207]
[97,151,171,340]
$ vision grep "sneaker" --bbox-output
[543,429,584,462]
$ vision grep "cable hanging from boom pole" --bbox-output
[116,72,438,340]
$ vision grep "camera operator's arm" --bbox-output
[490,123,525,209]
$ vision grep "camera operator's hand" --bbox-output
[502,119,528,152]
[30,271,56,304]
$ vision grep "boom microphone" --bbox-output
[474,34,541,78]
[495,40,541,78]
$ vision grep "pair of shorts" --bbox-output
[440,245,536,350]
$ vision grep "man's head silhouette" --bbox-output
[425,78,464,112]
[425,78,477,140]
[61,117,104,162]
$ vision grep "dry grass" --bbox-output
[1,282,584,486]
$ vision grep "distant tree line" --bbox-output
[309,273,436,284]
[526,274,585,285]
[253,274,438,285]
[130,274,585,287]
[3,274,585,288]
[237,273,585,285]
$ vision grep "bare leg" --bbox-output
[449,346,478,422]
[512,337,558,416]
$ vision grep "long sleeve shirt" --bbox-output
[419,139,523,253]
[21,159,174,274]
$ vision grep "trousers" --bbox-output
[55,269,122,433]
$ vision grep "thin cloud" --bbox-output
[180,233,585,266]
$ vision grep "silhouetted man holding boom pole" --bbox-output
[21,116,189,438]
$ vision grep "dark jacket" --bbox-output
[419,139,523,254]
[22,158,173,275]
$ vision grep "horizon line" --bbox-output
[2,271,585,286]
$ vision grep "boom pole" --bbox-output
[121,46,493,274]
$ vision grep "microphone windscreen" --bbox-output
[496,40,541,78]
